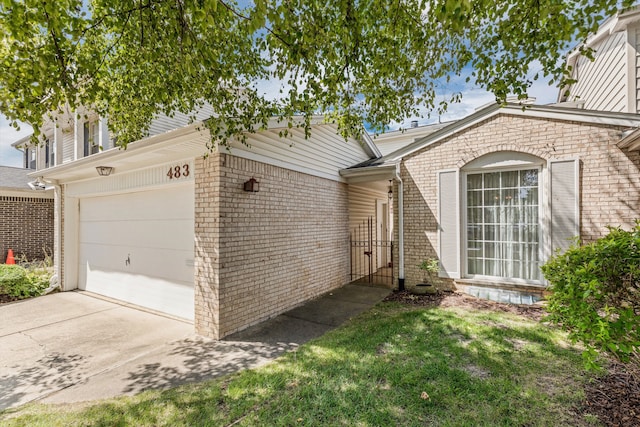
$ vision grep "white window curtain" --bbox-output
[466,168,541,281]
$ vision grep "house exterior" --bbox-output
[342,104,640,300]
[13,6,640,335]
[20,109,389,339]
[372,121,453,156]
[558,6,640,112]
[0,166,53,263]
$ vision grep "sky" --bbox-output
[0,117,32,168]
[0,71,560,168]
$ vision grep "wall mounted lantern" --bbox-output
[388,180,393,201]
[243,177,260,192]
[96,166,114,176]
[28,177,47,190]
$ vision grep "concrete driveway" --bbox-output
[0,285,390,410]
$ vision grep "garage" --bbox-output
[78,183,195,320]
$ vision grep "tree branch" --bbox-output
[42,9,69,89]
[217,0,292,48]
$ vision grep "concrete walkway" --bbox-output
[0,284,389,410]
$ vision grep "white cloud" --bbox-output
[0,117,32,167]
[387,74,561,131]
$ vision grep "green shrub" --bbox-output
[0,264,27,293]
[0,264,50,299]
[541,223,640,369]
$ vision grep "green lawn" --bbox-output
[1,302,601,426]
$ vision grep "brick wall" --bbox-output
[393,114,640,289]
[195,153,350,339]
[0,195,54,263]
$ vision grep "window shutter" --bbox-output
[549,159,580,253]
[438,170,460,278]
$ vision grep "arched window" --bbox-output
[463,153,544,281]
[437,151,579,286]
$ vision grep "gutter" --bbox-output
[50,181,62,292]
[360,131,383,159]
[617,128,640,150]
[394,163,405,291]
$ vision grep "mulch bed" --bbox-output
[583,360,640,427]
[0,294,20,305]
[383,290,640,427]
[383,289,545,321]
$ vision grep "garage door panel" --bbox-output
[80,219,194,249]
[80,187,193,222]
[79,184,194,321]
[79,243,194,284]
[83,268,193,320]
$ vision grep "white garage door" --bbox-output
[78,184,195,320]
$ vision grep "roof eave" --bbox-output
[32,122,209,182]
[618,128,640,150]
[339,163,397,183]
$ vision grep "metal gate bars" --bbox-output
[349,217,394,286]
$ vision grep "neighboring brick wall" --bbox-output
[0,195,54,263]
[393,114,640,289]
[195,153,350,339]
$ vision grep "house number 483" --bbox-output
[167,164,190,179]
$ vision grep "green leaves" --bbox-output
[0,0,635,147]
[542,223,640,369]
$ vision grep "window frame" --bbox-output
[44,138,55,168]
[83,119,100,156]
[461,163,545,285]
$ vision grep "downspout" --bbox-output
[46,180,62,294]
[394,163,405,291]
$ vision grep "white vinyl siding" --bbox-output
[148,104,215,136]
[78,184,195,320]
[438,170,460,278]
[568,31,626,111]
[549,159,580,253]
[375,140,414,156]
[228,125,372,181]
[348,185,388,231]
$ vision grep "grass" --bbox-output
[1,302,600,426]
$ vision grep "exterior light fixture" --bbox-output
[388,180,393,201]
[96,166,114,176]
[243,177,259,192]
[28,177,47,190]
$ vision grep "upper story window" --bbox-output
[84,120,100,156]
[44,138,55,168]
[24,147,36,169]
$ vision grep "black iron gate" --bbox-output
[350,217,393,286]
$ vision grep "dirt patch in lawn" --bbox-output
[383,290,545,321]
[383,290,640,427]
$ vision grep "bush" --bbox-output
[0,264,50,300]
[0,264,27,293]
[541,223,640,369]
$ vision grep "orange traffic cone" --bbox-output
[6,249,15,264]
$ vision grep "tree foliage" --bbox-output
[541,224,640,369]
[0,0,633,147]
